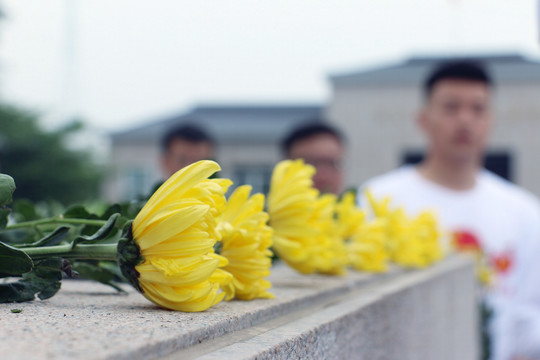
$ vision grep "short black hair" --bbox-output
[281,121,344,156]
[424,60,492,98]
[161,122,215,152]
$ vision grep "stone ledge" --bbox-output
[0,256,476,360]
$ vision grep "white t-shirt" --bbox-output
[360,165,540,360]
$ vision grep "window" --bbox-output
[232,166,273,195]
[125,168,152,200]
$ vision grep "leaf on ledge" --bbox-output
[0,257,62,302]
[72,261,126,293]
[0,241,33,277]
[17,226,70,248]
[73,213,120,246]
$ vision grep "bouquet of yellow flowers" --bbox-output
[0,159,448,312]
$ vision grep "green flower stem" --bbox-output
[23,243,118,261]
[33,226,45,238]
[6,217,107,230]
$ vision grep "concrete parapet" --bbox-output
[0,256,477,360]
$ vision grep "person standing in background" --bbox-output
[144,123,216,198]
[360,60,540,360]
[281,121,345,195]
[161,123,215,178]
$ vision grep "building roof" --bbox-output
[111,104,323,145]
[330,53,540,87]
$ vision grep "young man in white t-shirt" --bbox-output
[360,61,540,360]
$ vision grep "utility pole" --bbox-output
[62,0,78,124]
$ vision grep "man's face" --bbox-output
[288,133,344,194]
[419,79,492,164]
[162,139,214,177]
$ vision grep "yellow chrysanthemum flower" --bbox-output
[348,218,389,272]
[387,209,444,268]
[364,190,444,269]
[268,160,347,275]
[414,211,444,264]
[365,189,392,218]
[117,160,233,312]
[309,193,348,275]
[335,191,365,240]
[217,185,274,300]
[337,191,390,273]
[267,159,320,274]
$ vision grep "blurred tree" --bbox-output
[0,103,102,205]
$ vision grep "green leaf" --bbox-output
[63,205,91,219]
[101,204,122,220]
[13,199,38,222]
[79,214,101,237]
[72,261,125,293]
[0,174,16,206]
[98,260,126,281]
[37,200,66,219]
[73,213,120,245]
[25,258,62,300]
[118,201,144,220]
[0,281,36,302]
[17,226,70,248]
[115,216,129,231]
[0,257,61,302]
[0,208,11,230]
[0,228,35,248]
[122,220,133,237]
[0,241,33,277]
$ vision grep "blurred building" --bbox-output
[104,104,322,201]
[327,53,540,196]
[105,53,540,201]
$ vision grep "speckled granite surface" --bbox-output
[0,257,476,360]
[191,256,478,360]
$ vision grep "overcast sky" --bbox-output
[0,0,538,132]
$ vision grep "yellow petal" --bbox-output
[136,203,210,250]
[141,281,225,312]
[135,161,221,227]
